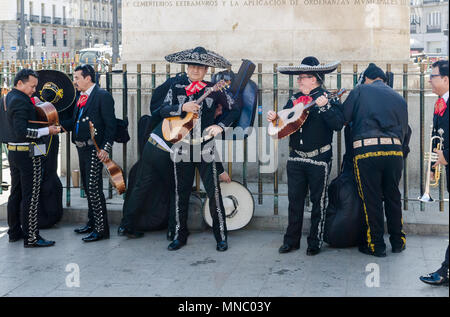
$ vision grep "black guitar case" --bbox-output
[212,59,257,139]
[324,126,363,248]
[37,134,64,229]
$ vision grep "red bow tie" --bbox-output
[434,97,447,117]
[185,81,207,96]
[77,94,89,108]
[293,95,313,106]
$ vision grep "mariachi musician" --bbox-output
[267,57,345,256]
[162,46,240,252]
[5,69,60,247]
[61,64,117,242]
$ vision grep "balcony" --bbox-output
[41,16,52,24]
[16,13,28,21]
[427,25,441,33]
[30,15,40,23]
[410,25,417,33]
[53,17,62,25]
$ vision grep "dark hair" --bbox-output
[13,69,38,86]
[74,64,96,83]
[432,60,449,77]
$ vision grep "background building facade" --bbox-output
[410,0,449,55]
[0,0,122,61]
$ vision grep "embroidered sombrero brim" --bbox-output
[34,70,76,113]
[278,61,340,75]
[165,48,232,69]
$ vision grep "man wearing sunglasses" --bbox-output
[419,60,448,286]
[267,57,345,256]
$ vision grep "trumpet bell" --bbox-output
[418,193,434,202]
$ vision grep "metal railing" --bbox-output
[0,59,448,214]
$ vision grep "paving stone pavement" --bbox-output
[0,222,448,297]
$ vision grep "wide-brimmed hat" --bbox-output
[33,70,76,112]
[278,56,340,80]
[202,181,254,231]
[165,46,232,69]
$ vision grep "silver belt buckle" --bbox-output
[75,141,84,147]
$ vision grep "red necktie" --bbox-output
[293,95,313,106]
[185,81,207,96]
[77,94,89,108]
[30,97,36,106]
[434,97,447,117]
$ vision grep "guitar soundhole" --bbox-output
[287,111,295,120]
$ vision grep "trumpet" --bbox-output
[418,126,444,202]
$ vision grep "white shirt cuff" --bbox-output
[37,127,50,138]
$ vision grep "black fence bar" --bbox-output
[402,63,409,211]
[122,64,128,195]
[273,64,279,215]
[257,63,263,205]
[419,63,425,211]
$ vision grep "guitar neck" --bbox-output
[196,87,214,105]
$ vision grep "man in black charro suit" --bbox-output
[61,64,116,242]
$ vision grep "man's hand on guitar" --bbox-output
[316,94,329,107]
[267,111,277,122]
[97,150,109,163]
[48,125,61,135]
[182,102,200,114]
[205,124,223,137]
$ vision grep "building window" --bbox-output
[52,29,57,46]
[30,28,34,46]
[63,29,67,47]
[42,28,46,46]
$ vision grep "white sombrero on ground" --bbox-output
[165,46,232,69]
[202,181,254,231]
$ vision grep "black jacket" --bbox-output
[61,84,116,152]
[432,97,449,165]
[6,88,44,143]
[342,80,410,149]
[160,77,240,137]
[285,86,345,154]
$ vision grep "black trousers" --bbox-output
[121,142,175,232]
[173,144,227,244]
[77,146,109,234]
[284,153,331,249]
[7,150,42,244]
[353,144,405,253]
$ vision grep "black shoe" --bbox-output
[419,272,449,286]
[125,230,144,239]
[74,225,93,234]
[168,239,186,251]
[358,245,386,257]
[278,244,300,254]
[82,231,109,242]
[392,244,406,253]
[306,247,321,256]
[24,237,55,248]
[216,241,228,252]
[118,226,144,239]
[117,226,126,236]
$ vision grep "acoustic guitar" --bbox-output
[162,80,230,143]
[89,121,126,195]
[267,89,346,139]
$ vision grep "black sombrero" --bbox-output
[278,56,340,79]
[33,70,76,112]
[165,46,232,69]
